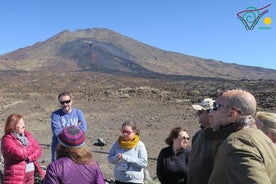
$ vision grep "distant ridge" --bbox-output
[0,28,275,80]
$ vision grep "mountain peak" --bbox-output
[1,28,276,80]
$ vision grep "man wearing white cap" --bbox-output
[191,98,214,129]
[188,98,221,184]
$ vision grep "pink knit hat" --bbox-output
[58,126,85,148]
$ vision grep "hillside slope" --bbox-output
[0,28,275,80]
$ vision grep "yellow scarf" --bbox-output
[118,135,140,149]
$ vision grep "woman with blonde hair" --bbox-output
[256,111,276,145]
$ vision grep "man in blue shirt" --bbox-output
[51,91,87,161]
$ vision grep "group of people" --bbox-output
[1,89,276,184]
[1,91,148,184]
[156,89,276,184]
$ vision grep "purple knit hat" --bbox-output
[58,126,85,148]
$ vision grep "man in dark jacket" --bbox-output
[188,98,221,184]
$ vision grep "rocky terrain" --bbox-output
[0,70,276,183]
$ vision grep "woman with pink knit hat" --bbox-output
[44,126,105,184]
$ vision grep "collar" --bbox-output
[205,122,245,140]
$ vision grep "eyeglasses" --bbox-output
[182,136,190,140]
[213,102,224,111]
[121,130,133,135]
[197,109,210,115]
[59,99,71,105]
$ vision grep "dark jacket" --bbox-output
[157,146,190,184]
[187,128,222,184]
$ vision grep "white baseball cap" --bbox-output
[192,98,215,111]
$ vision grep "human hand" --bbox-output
[117,153,123,160]
[25,157,29,162]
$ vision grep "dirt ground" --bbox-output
[0,71,275,183]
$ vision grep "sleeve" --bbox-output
[77,109,87,133]
[44,163,60,184]
[107,142,119,164]
[156,148,168,184]
[122,141,148,168]
[95,162,105,184]
[51,111,63,137]
[1,135,28,161]
[223,149,271,183]
[182,148,191,176]
[26,132,42,162]
[211,139,272,184]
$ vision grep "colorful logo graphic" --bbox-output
[237,4,272,30]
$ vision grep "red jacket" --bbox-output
[1,131,45,184]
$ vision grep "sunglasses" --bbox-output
[121,130,133,135]
[182,136,190,140]
[213,102,224,111]
[197,109,210,115]
[59,99,71,105]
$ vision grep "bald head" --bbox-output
[220,89,256,116]
[209,89,257,129]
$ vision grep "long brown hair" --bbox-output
[165,127,187,146]
[56,144,94,164]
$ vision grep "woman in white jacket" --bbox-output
[108,120,148,184]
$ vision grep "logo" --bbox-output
[237,4,272,30]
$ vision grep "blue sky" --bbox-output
[0,0,275,69]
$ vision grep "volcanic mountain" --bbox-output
[0,28,275,80]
